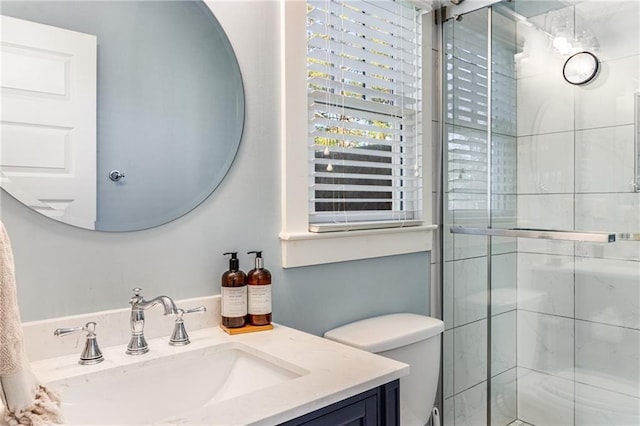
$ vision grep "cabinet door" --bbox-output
[279,380,399,426]
[280,389,379,426]
[298,395,377,426]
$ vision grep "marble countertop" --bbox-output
[29,323,408,425]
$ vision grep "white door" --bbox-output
[0,15,97,229]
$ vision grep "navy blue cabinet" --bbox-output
[280,380,399,426]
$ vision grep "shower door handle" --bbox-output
[449,226,619,243]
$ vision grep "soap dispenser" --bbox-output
[246,251,272,326]
[221,252,247,328]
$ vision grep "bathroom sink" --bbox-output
[48,342,305,425]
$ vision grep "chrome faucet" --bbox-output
[127,287,178,355]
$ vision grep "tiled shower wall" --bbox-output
[441,2,640,425]
[514,2,640,425]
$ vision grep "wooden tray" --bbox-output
[220,323,274,335]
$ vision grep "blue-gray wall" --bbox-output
[0,1,430,336]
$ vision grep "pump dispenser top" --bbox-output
[248,251,264,269]
[223,252,240,272]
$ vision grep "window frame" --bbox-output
[280,0,435,268]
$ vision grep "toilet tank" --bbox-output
[324,313,444,426]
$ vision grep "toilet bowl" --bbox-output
[324,313,444,426]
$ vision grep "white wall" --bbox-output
[0,0,430,337]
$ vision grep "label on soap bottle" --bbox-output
[221,286,247,317]
[248,284,272,315]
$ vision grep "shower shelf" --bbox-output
[449,227,640,243]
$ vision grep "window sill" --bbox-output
[280,224,437,268]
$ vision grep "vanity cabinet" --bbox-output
[279,380,399,426]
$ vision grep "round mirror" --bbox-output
[0,1,244,231]
[562,51,599,86]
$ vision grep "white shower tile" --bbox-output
[575,257,640,329]
[575,193,640,232]
[453,209,489,260]
[454,382,487,426]
[575,193,640,261]
[491,369,517,426]
[575,320,640,398]
[491,311,516,376]
[575,125,635,193]
[491,235,517,257]
[444,261,454,330]
[575,1,640,62]
[575,382,640,426]
[575,240,640,263]
[454,257,488,326]
[517,69,574,137]
[454,319,487,394]
[518,237,575,257]
[444,329,454,398]
[517,367,574,426]
[575,55,640,130]
[490,209,518,256]
[430,261,442,321]
[518,311,574,380]
[443,397,455,426]
[517,194,574,230]
[517,253,574,318]
[491,253,517,316]
[517,132,574,194]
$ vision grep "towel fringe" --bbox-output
[2,385,64,425]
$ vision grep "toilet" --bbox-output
[324,313,444,426]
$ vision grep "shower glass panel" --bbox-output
[442,1,640,425]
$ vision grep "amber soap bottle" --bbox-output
[221,252,247,328]
[246,251,272,326]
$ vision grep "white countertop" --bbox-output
[29,323,408,425]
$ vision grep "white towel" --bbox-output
[0,221,63,425]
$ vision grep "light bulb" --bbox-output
[553,36,572,55]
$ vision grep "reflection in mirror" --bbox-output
[0,1,245,231]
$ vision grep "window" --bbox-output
[307,0,423,231]
[280,0,435,267]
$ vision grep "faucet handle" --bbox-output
[169,306,207,346]
[54,322,104,365]
[182,306,206,316]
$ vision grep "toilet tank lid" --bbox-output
[323,313,444,353]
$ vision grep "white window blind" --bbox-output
[307,0,423,231]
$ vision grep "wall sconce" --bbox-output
[562,51,599,85]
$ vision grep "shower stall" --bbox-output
[440,1,640,425]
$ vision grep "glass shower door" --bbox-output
[442,1,640,425]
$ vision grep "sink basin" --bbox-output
[49,342,306,425]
